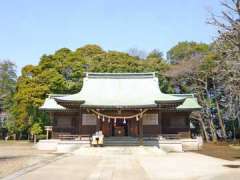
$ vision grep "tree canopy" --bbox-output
[11,45,172,133]
[0,60,17,110]
[167,41,209,64]
[2,1,240,142]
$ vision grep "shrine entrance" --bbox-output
[93,109,147,138]
[112,119,128,136]
[101,118,139,137]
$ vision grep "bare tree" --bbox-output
[208,0,240,136]
[127,48,147,59]
[165,57,218,141]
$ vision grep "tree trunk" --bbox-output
[232,120,237,143]
[238,113,240,129]
[19,132,22,140]
[209,118,218,142]
[205,85,218,142]
[198,115,210,142]
[190,112,210,142]
[213,78,227,140]
[215,100,227,139]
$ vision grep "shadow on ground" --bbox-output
[0,155,27,161]
[223,164,240,168]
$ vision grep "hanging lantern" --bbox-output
[114,118,117,124]
[97,114,100,119]
[102,116,105,122]
[108,117,111,123]
[123,118,126,124]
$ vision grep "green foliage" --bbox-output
[0,60,17,110]
[4,114,18,135]
[11,44,172,135]
[28,106,49,127]
[199,52,217,75]
[167,41,209,64]
[37,134,47,140]
[147,49,163,59]
[76,44,105,57]
[30,123,42,135]
[0,60,17,95]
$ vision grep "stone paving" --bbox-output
[5,147,240,180]
[0,141,58,178]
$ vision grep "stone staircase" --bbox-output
[104,137,140,146]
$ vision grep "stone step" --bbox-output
[104,144,140,146]
[103,137,140,146]
[104,137,138,140]
[104,139,139,142]
[104,141,139,143]
[104,142,140,146]
[104,138,138,140]
[88,137,141,146]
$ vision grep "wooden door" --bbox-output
[101,120,112,137]
[129,119,138,137]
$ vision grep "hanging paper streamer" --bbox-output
[90,109,148,122]
[136,116,139,121]
[123,118,126,124]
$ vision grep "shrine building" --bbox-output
[40,72,201,140]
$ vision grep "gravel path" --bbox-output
[0,141,59,179]
[5,146,240,180]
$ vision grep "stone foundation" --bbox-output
[36,136,203,153]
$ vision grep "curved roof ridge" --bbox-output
[85,72,156,79]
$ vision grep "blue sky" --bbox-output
[0,0,221,74]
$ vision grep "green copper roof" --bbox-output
[176,98,202,110]
[39,97,66,110]
[40,72,201,110]
[54,72,185,108]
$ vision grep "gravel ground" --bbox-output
[0,141,59,178]
[9,147,240,180]
[196,142,240,161]
[2,143,240,180]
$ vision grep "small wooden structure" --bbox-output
[44,126,52,139]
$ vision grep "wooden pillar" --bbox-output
[49,112,54,138]
[96,118,101,132]
[79,110,82,134]
[139,118,143,145]
[127,120,131,136]
[49,112,54,125]
[158,108,162,135]
[76,109,81,135]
